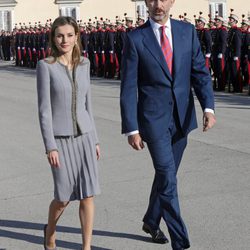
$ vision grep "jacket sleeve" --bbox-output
[191,25,215,111]
[36,60,58,153]
[120,33,139,134]
[86,62,99,144]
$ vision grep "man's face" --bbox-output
[241,24,248,31]
[214,19,222,28]
[197,20,205,29]
[126,21,133,27]
[145,0,175,23]
[228,17,236,26]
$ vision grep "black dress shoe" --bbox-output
[142,223,169,244]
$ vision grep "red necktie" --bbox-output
[160,26,173,75]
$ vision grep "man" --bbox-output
[120,1,216,249]
[125,16,134,32]
[195,15,212,69]
[240,18,250,89]
[137,15,146,26]
[227,12,242,92]
[212,15,228,90]
[115,19,126,79]
[96,20,106,77]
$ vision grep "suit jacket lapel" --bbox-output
[171,19,185,78]
[142,21,172,81]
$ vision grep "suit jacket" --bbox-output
[37,57,98,153]
[120,19,214,142]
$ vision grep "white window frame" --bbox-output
[0,8,14,31]
[209,0,227,19]
[135,1,147,20]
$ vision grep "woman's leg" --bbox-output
[46,199,69,248]
[79,196,94,250]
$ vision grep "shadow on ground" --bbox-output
[0,219,151,249]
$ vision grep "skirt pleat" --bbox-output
[51,131,100,202]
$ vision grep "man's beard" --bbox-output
[150,11,168,22]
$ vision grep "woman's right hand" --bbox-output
[47,150,60,168]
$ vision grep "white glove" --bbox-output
[205,53,211,58]
[101,50,105,54]
[109,50,113,54]
[218,53,223,59]
[233,57,238,61]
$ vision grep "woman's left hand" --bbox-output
[96,144,100,160]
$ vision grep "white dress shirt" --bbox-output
[149,17,173,50]
[125,18,214,136]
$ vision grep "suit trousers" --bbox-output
[143,113,190,249]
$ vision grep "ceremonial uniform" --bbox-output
[20,30,27,66]
[196,27,212,68]
[212,26,228,90]
[227,25,242,92]
[104,25,116,78]
[115,24,126,79]
[80,28,89,58]
[15,30,21,66]
[240,21,250,89]
[88,27,98,76]
[96,26,106,77]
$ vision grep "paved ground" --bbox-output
[0,61,250,250]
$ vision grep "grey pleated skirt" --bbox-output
[51,131,100,202]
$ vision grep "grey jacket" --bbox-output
[36,57,98,153]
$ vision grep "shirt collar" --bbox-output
[149,17,171,31]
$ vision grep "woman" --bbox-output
[36,16,100,250]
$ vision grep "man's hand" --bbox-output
[203,112,216,132]
[128,133,144,150]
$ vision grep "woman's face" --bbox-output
[54,24,77,55]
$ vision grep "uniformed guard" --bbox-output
[80,23,89,58]
[195,13,212,69]
[20,24,27,66]
[96,18,106,77]
[115,18,126,79]
[88,20,98,76]
[30,24,37,68]
[35,24,41,64]
[183,13,192,23]
[15,24,22,66]
[104,21,116,78]
[213,15,228,91]
[25,24,32,67]
[240,16,250,90]
[124,14,134,32]
[39,24,46,60]
[227,10,242,92]
[137,15,146,27]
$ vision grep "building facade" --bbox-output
[0,0,249,31]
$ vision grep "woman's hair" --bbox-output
[48,16,82,66]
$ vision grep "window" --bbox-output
[209,0,226,18]
[59,6,78,19]
[0,10,11,31]
[135,1,147,19]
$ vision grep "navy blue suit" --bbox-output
[120,19,214,249]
